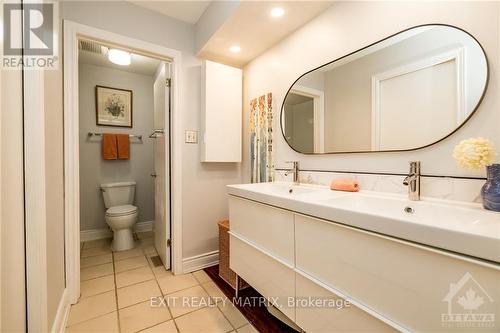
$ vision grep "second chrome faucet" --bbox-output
[403,161,421,201]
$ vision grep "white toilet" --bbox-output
[100,181,138,251]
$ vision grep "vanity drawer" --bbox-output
[295,214,500,332]
[230,234,295,321]
[229,196,294,265]
[295,272,396,333]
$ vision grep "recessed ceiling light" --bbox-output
[270,7,285,18]
[108,49,131,66]
[229,45,241,53]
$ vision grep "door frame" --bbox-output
[288,85,325,153]
[63,20,183,304]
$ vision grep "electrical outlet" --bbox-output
[185,130,198,144]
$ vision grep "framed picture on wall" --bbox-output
[95,85,133,127]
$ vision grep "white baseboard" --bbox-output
[136,220,154,233]
[80,221,154,242]
[80,228,111,242]
[50,288,70,333]
[182,250,219,273]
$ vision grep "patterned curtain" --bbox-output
[250,93,274,183]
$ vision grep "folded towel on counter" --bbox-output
[116,134,130,160]
[330,179,359,192]
[102,133,118,160]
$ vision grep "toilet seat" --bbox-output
[106,205,138,217]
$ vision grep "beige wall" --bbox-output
[61,1,242,260]
[244,1,499,179]
[79,63,155,231]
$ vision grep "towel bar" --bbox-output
[87,132,143,140]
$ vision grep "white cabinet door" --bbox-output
[230,234,295,321]
[229,196,294,265]
[295,272,395,333]
[153,62,170,269]
[295,213,500,332]
[201,60,242,162]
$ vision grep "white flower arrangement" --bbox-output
[453,137,496,170]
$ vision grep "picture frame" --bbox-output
[95,85,133,127]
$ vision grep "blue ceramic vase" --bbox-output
[481,164,500,212]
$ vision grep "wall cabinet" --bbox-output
[229,195,500,332]
[201,60,242,162]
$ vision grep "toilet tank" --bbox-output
[100,181,136,208]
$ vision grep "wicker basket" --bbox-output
[218,219,249,290]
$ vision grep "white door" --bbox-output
[153,62,171,269]
[372,56,461,151]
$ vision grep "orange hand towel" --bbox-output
[116,134,130,160]
[102,134,117,160]
[330,179,359,192]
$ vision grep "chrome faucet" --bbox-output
[403,161,421,201]
[285,161,300,185]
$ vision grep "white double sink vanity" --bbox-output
[233,20,497,333]
[227,182,500,332]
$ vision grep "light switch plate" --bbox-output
[185,130,198,144]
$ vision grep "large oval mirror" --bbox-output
[281,24,488,154]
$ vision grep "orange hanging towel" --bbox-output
[116,134,130,160]
[102,133,117,160]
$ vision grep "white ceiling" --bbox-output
[128,0,211,24]
[124,1,333,67]
[198,1,334,67]
[78,43,161,76]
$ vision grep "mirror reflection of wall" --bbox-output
[282,25,488,154]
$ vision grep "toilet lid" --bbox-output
[106,205,138,217]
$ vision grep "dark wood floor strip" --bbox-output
[204,265,296,333]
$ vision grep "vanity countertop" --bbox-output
[227,182,500,264]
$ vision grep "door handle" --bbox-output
[150,173,157,178]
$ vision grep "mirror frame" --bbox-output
[280,23,489,155]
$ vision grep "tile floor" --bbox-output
[66,231,258,333]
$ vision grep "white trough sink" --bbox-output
[227,182,500,263]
